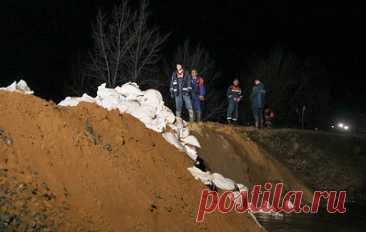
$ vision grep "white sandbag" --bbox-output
[141,89,163,108]
[181,135,201,148]
[159,106,176,125]
[211,173,236,191]
[121,101,141,115]
[58,97,81,107]
[115,82,143,100]
[183,145,199,161]
[135,107,167,132]
[168,121,189,139]
[162,132,185,152]
[81,93,95,102]
[0,80,33,95]
[16,80,34,94]
[58,94,95,107]
[187,167,237,191]
[96,84,125,111]
[180,128,190,139]
[173,125,190,139]
[187,167,212,185]
[58,82,200,161]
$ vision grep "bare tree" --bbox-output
[126,1,168,83]
[84,0,168,90]
[165,40,226,121]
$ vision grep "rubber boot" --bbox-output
[196,112,202,123]
[189,110,194,123]
[176,111,181,118]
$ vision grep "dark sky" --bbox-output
[1,0,364,112]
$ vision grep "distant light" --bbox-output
[331,125,335,129]
[338,123,344,128]
[344,126,350,130]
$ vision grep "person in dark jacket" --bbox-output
[226,78,242,124]
[191,69,205,122]
[250,79,266,128]
[170,64,194,122]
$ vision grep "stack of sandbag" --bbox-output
[0,80,34,95]
[58,82,248,192]
[58,82,200,160]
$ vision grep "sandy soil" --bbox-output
[0,92,263,232]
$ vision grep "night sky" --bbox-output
[1,0,364,113]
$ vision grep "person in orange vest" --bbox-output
[226,78,242,124]
[191,69,205,122]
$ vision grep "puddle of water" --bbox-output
[256,204,366,232]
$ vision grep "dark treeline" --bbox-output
[67,0,332,128]
[1,0,363,129]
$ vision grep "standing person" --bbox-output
[226,78,242,124]
[170,64,194,122]
[191,69,205,122]
[264,106,275,128]
[250,79,266,128]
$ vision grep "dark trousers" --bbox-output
[191,96,201,113]
[227,100,239,121]
[175,94,193,117]
[252,107,264,127]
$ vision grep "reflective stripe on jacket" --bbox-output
[170,71,192,96]
[227,85,242,100]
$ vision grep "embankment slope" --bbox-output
[191,123,366,204]
[0,92,262,232]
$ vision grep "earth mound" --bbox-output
[0,91,262,232]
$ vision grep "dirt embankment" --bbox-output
[0,92,262,232]
[191,123,366,204]
[247,129,366,202]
